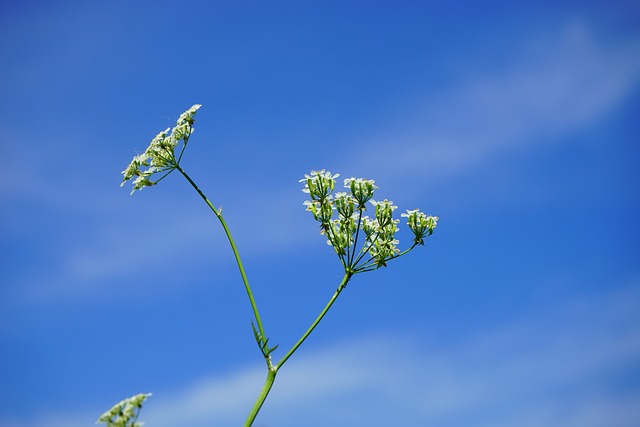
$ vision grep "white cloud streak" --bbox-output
[10,280,637,427]
[347,21,640,187]
[8,21,640,305]
[22,281,631,427]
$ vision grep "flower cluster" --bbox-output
[401,209,439,245]
[362,199,400,267]
[121,104,201,194]
[343,177,377,208]
[97,393,151,427]
[300,170,437,272]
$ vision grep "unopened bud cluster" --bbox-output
[300,170,437,271]
[121,104,201,194]
[96,393,151,427]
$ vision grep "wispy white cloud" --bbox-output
[17,281,636,427]
[149,282,640,427]
[345,21,640,188]
[6,21,639,305]
[14,213,226,304]
[8,188,312,304]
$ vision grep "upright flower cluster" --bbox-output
[362,199,400,267]
[97,393,151,427]
[401,209,439,245]
[300,170,438,272]
[121,104,201,194]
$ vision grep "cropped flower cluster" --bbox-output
[121,104,201,194]
[300,170,438,272]
[96,393,151,427]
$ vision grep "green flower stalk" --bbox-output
[104,105,439,427]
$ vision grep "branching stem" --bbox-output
[277,271,352,369]
[244,271,353,426]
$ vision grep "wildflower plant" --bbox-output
[101,105,439,427]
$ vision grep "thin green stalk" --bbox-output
[176,165,267,343]
[347,209,364,268]
[243,271,353,426]
[354,243,419,273]
[243,368,277,427]
[276,271,352,369]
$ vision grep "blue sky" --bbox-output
[1,1,639,426]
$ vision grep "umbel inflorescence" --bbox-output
[111,104,439,427]
[300,170,438,273]
[121,104,201,194]
[97,393,151,427]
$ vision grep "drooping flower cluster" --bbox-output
[300,170,437,272]
[96,393,151,427]
[121,104,201,194]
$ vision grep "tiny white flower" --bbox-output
[344,177,377,207]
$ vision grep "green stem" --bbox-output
[176,166,359,425]
[243,271,353,426]
[175,165,268,346]
[243,368,277,427]
[276,271,352,369]
[348,209,364,268]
